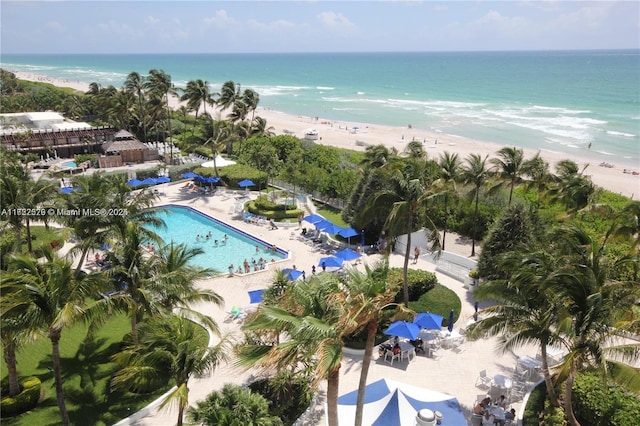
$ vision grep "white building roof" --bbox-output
[26,112,65,122]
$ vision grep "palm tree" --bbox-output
[146,69,176,155]
[437,151,461,251]
[469,249,563,407]
[522,152,553,209]
[551,160,595,212]
[180,79,214,119]
[242,88,260,122]
[250,116,275,137]
[187,383,283,426]
[1,248,106,425]
[490,146,525,205]
[0,315,37,397]
[614,200,640,280]
[462,154,491,257]
[342,261,402,426]
[360,158,440,305]
[217,80,241,112]
[197,117,233,177]
[123,71,148,143]
[111,314,232,426]
[237,275,352,426]
[548,225,640,426]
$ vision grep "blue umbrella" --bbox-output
[317,223,345,236]
[413,312,444,330]
[248,289,266,304]
[282,268,304,281]
[384,321,421,340]
[141,177,157,185]
[338,227,359,238]
[318,256,343,269]
[127,178,143,187]
[334,248,362,261]
[59,186,74,194]
[302,214,326,224]
[181,171,198,179]
[238,179,255,187]
[156,176,171,183]
[448,310,455,332]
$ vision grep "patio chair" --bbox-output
[476,370,493,389]
[384,349,401,366]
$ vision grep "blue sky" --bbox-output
[2,1,638,54]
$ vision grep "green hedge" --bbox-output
[194,164,268,190]
[572,372,640,426]
[246,201,304,220]
[388,268,438,302]
[1,376,42,417]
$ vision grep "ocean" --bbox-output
[1,50,638,166]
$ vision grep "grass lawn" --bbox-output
[408,284,462,326]
[1,314,168,426]
[315,204,348,227]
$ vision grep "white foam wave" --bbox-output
[252,85,311,96]
[527,105,591,115]
[316,86,334,90]
[607,130,635,137]
[357,91,365,95]
[595,150,616,156]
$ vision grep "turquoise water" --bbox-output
[62,161,77,168]
[1,51,638,166]
[148,205,286,274]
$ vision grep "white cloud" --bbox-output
[45,21,64,32]
[550,3,611,30]
[247,18,295,32]
[316,11,355,29]
[203,9,237,28]
[472,10,531,36]
[145,16,160,25]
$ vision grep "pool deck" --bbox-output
[110,181,541,426]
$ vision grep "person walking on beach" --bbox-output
[298,214,303,229]
[413,246,420,264]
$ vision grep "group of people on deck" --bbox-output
[473,395,516,425]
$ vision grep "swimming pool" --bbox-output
[147,205,287,274]
[62,161,77,168]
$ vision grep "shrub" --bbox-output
[249,371,313,426]
[572,372,640,426]
[389,268,438,302]
[246,200,304,220]
[1,376,42,417]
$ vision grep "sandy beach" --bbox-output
[12,71,639,199]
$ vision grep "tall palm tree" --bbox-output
[490,146,525,205]
[242,88,260,122]
[1,248,106,425]
[614,200,640,280]
[197,117,233,177]
[522,152,553,209]
[250,116,275,137]
[0,315,37,397]
[551,160,595,212]
[146,69,176,155]
[111,314,232,426]
[217,80,241,112]
[437,151,461,251]
[360,158,440,305]
[180,79,214,119]
[237,275,352,426]
[469,249,562,407]
[462,154,491,257]
[123,71,148,143]
[342,261,402,426]
[549,225,640,426]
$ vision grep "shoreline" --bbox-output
[10,70,638,199]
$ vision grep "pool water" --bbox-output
[147,205,287,274]
[62,161,77,168]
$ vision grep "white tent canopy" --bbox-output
[201,155,236,168]
[337,378,466,426]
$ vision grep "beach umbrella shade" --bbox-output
[282,268,304,281]
[194,175,206,183]
[181,171,198,179]
[413,312,444,330]
[334,248,362,261]
[338,378,467,426]
[317,223,345,236]
[338,227,360,244]
[318,256,343,269]
[302,214,326,224]
[127,178,143,187]
[156,176,171,183]
[238,179,255,188]
[384,321,421,340]
[448,310,455,332]
[59,186,74,194]
[141,177,158,185]
[248,289,266,304]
